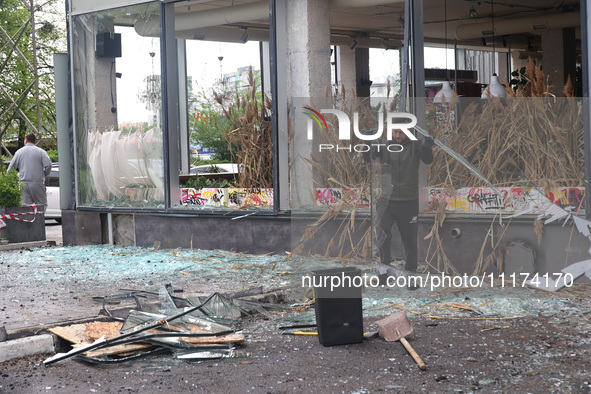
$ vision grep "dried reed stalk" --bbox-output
[423,198,460,275]
[215,67,273,188]
[423,59,582,275]
[291,88,382,261]
[428,58,583,188]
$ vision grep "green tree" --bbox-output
[189,105,233,162]
[0,0,66,153]
[189,68,263,162]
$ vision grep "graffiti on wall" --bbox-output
[181,188,273,208]
[228,188,274,208]
[315,188,370,207]
[428,187,585,213]
[545,187,586,211]
[313,186,585,213]
[181,188,227,206]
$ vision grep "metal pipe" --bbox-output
[170,0,405,33]
[330,0,404,7]
[175,1,269,32]
[30,0,41,135]
[582,1,591,220]
[108,212,113,245]
[269,0,279,215]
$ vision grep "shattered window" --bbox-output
[71,2,165,209]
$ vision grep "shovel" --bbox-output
[376,311,426,370]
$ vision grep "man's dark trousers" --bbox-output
[378,198,418,272]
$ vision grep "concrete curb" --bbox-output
[0,240,48,251]
[0,334,55,363]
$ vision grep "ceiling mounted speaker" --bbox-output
[96,32,122,58]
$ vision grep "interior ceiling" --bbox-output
[167,0,581,50]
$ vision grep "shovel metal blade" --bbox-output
[376,311,413,342]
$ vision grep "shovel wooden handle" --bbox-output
[399,337,426,370]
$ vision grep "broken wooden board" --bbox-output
[49,322,153,357]
[48,319,244,358]
[72,342,153,358]
[182,332,246,345]
[85,321,123,341]
[49,321,125,343]
[48,323,90,344]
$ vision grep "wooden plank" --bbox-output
[85,321,123,341]
[73,342,153,357]
[183,332,246,345]
[7,316,104,341]
[48,320,244,358]
[48,324,87,344]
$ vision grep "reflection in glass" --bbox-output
[71,2,164,208]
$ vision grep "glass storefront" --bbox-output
[71,2,164,209]
[288,94,585,269]
[71,1,274,212]
[66,0,588,271]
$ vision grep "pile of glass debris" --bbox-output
[44,284,293,365]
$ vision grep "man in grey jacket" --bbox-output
[375,129,434,273]
[8,133,52,206]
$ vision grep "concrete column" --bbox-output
[178,40,190,175]
[76,17,118,131]
[355,48,370,97]
[261,41,272,98]
[496,52,509,86]
[541,28,575,95]
[93,57,118,129]
[563,27,576,95]
[337,45,356,96]
[271,1,290,211]
[286,0,331,98]
[287,0,331,208]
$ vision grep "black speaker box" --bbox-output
[96,32,122,58]
[312,267,364,346]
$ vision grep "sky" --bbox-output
[113,26,453,124]
[114,28,262,124]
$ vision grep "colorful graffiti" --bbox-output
[181,186,584,212]
[181,188,273,208]
[545,187,586,211]
[428,187,585,213]
[228,188,274,208]
[315,188,370,207]
[181,188,227,206]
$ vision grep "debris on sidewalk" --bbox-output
[524,258,591,291]
[43,284,297,365]
[377,311,426,370]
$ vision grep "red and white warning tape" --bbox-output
[0,204,44,229]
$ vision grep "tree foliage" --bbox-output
[0,0,66,153]
[0,169,24,208]
[189,69,263,162]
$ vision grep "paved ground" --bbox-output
[44,220,62,245]
[2,312,590,393]
[0,226,590,393]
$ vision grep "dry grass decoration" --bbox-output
[214,67,273,189]
[292,84,400,262]
[428,58,583,188]
[293,60,583,275]
[425,58,583,275]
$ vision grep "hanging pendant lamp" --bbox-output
[434,0,455,103]
[481,74,506,98]
[434,80,454,103]
[481,0,506,99]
